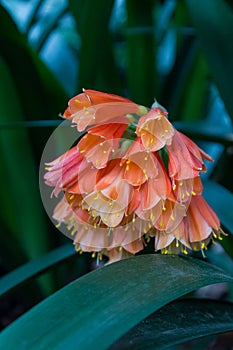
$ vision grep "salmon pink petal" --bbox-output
[173,176,203,202]
[44,146,84,194]
[105,248,133,263]
[154,232,175,251]
[188,195,220,241]
[136,108,174,151]
[127,188,141,215]
[123,238,144,254]
[95,159,122,190]
[87,121,128,139]
[168,130,213,181]
[78,133,114,169]
[72,102,139,132]
[63,89,137,117]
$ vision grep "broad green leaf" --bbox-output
[185,0,233,120]
[111,299,233,349]
[0,255,232,350]
[0,244,76,297]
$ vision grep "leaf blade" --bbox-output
[0,244,76,297]
[111,299,233,350]
[0,255,232,350]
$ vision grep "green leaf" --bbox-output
[0,244,76,297]
[0,255,232,350]
[111,299,233,349]
[185,0,233,120]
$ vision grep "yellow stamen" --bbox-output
[150,213,155,221]
[71,228,76,236]
[182,249,188,255]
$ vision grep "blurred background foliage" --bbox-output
[0,0,233,348]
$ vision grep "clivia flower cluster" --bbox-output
[44,89,225,263]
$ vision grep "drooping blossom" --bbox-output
[63,89,147,132]
[136,108,174,151]
[153,195,225,255]
[44,89,225,263]
[167,130,213,202]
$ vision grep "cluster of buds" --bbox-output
[44,89,225,263]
